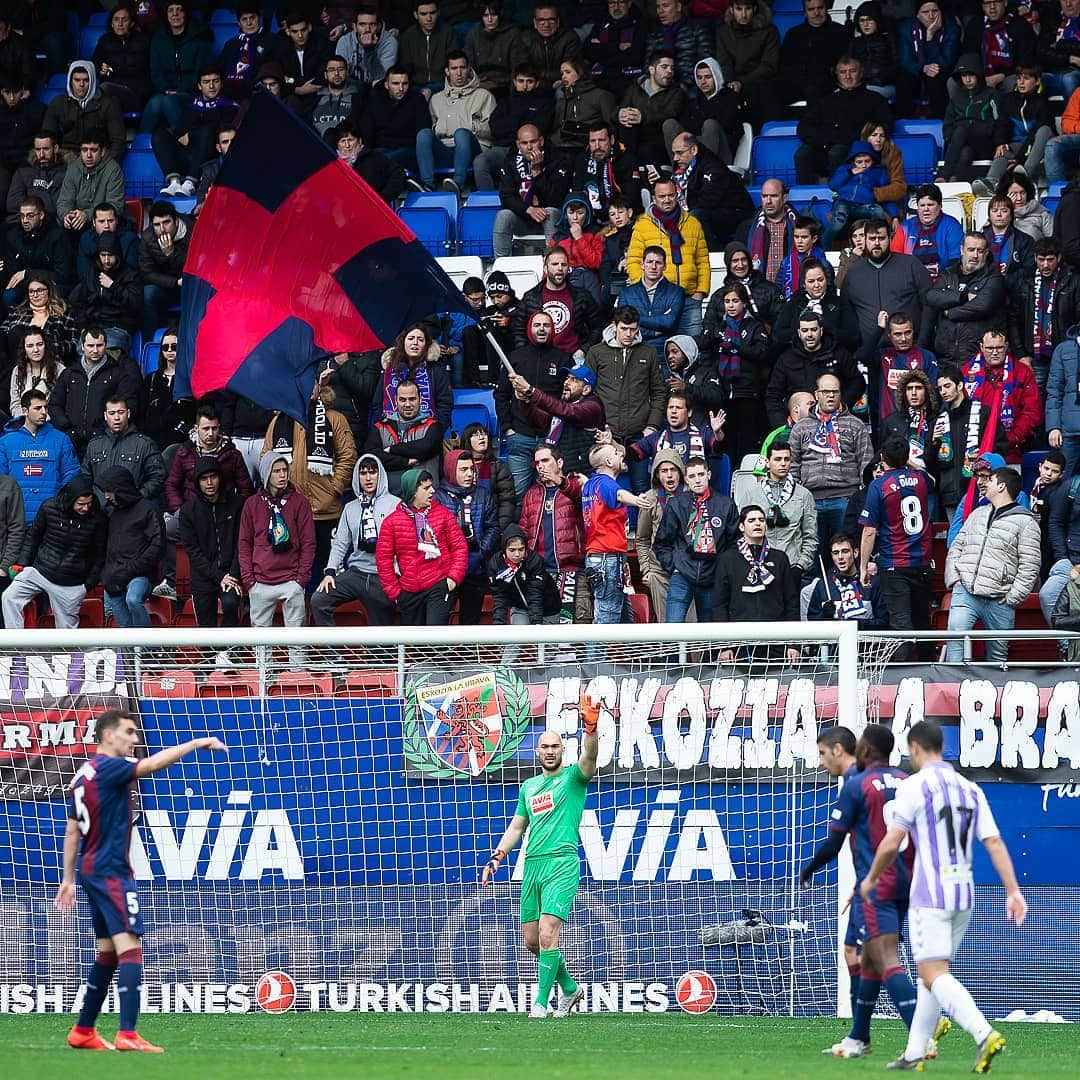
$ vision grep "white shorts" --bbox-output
[908,906,972,964]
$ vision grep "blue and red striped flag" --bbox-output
[175,89,474,423]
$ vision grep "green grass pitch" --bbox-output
[7,1015,1079,1080]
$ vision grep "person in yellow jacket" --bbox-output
[261,374,358,588]
[625,178,710,335]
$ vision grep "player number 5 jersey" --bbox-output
[516,763,589,859]
[69,753,138,878]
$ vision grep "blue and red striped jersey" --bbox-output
[69,753,137,878]
[859,468,933,568]
[830,764,913,902]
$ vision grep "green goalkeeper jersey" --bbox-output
[516,763,590,859]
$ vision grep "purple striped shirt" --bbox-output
[890,760,998,910]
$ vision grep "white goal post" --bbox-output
[0,622,894,1018]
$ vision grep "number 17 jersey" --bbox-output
[859,467,934,568]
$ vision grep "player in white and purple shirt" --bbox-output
[861,720,1027,1073]
[55,709,226,1054]
[859,436,935,662]
[802,725,917,1059]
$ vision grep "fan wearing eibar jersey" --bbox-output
[481,693,600,1019]
[54,709,226,1054]
[861,720,1028,1074]
[800,724,918,1060]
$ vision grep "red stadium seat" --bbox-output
[175,543,191,599]
[268,672,335,696]
[141,670,198,697]
[330,600,370,626]
[198,669,260,697]
[336,670,398,697]
[628,591,653,624]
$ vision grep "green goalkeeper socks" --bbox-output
[537,949,561,1009]
[556,956,577,996]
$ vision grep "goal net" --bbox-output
[0,623,901,1018]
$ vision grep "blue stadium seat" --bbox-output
[450,402,492,439]
[787,185,834,207]
[465,191,501,207]
[35,86,64,106]
[78,27,106,58]
[1048,181,1066,198]
[773,12,805,39]
[1043,195,1061,217]
[403,191,459,240]
[122,148,164,199]
[457,205,498,257]
[141,342,160,376]
[87,11,108,26]
[452,388,498,435]
[751,135,802,185]
[210,8,238,24]
[891,134,938,184]
[398,206,453,255]
[46,72,67,91]
[893,119,944,157]
[1022,450,1048,495]
[210,25,234,56]
[130,133,153,150]
[760,121,798,138]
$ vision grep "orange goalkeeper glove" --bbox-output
[580,692,600,735]
[481,848,506,886]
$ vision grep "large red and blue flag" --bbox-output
[175,90,474,423]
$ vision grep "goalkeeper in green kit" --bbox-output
[481,692,600,1018]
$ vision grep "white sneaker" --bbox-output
[214,650,234,669]
[177,178,196,196]
[553,986,584,1017]
[152,579,177,599]
[831,1037,871,1059]
[160,178,182,196]
[528,1003,549,1019]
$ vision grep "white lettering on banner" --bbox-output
[661,678,707,770]
[959,679,999,768]
[0,980,675,1014]
[128,796,304,881]
[1040,782,1080,813]
[1044,683,1080,768]
[999,680,1041,769]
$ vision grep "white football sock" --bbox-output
[904,979,940,1061]
[930,972,992,1044]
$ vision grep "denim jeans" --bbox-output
[814,496,849,563]
[139,92,191,134]
[586,553,629,626]
[675,298,702,337]
[105,576,152,628]
[666,570,714,623]
[1045,133,1080,184]
[825,199,886,248]
[415,128,479,188]
[944,583,1015,663]
[1039,558,1074,624]
[1043,70,1080,103]
[505,431,541,498]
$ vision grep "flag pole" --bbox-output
[483,328,517,378]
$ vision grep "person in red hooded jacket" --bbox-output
[375,466,468,625]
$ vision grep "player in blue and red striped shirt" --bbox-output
[859,435,935,661]
[55,709,226,1054]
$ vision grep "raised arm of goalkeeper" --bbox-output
[481,692,601,886]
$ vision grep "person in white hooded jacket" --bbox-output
[311,453,401,626]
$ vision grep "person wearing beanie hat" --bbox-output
[487,523,562,661]
[177,455,246,647]
[720,240,782,325]
[375,467,468,625]
[458,270,519,388]
[436,447,500,624]
[237,451,316,662]
[2,474,106,630]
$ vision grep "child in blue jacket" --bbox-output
[825,140,891,248]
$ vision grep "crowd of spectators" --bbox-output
[1,0,1079,663]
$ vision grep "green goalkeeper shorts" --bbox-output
[520,853,580,924]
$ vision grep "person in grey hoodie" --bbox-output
[42,61,126,161]
[335,7,399,84]
[311,453,401,626]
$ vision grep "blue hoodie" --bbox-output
[0,417,81,524]
[830,140,891,205]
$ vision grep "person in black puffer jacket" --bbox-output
[99,465,164,628]
[2,474,106,629]
[643,0,713,89]
[92,5,153,112]
[850,2,898,96]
